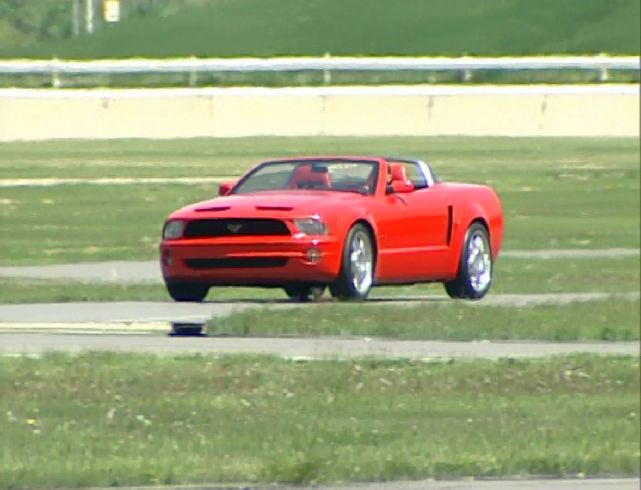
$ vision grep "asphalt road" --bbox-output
[1,332,638,359]
[1,292,639,325]
[291,481,640,490]
[0,294,639,360]
[86,479,640,490]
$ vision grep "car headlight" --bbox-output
[294,216,328,236]
[163,220,184,239]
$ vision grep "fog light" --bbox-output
[162,250,173,267]
[305,247,322,264]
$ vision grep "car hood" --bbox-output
[169,190,367,220]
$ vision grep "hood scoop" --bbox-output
[195,205,231,212]
[255,205,294,211]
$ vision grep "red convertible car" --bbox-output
[160,156,503,302]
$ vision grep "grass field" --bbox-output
[208,296,640,341]
[1,137,639,267]
[1,136,638,337]
[2,0,639,58]
[0,353,638,487]
[1,136,639,487]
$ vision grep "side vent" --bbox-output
[446,205,454,246]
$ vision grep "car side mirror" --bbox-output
[218,181,235,196]
[386,181,415,194]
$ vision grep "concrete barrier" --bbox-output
[0,85,638,141]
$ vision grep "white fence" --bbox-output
[0,55,638,79]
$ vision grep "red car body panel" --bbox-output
[160,156,503,288]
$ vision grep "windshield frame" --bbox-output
[231,158,381,196]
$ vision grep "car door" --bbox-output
[374,162,450,281]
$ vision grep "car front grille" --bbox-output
[184,219,290,238]
[185,258,288,269]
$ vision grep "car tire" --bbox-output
[284,285,325,302]
[330,223,375,301]
[165,281,209,302]
[444,222,493,300]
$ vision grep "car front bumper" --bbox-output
[160,235,343,286]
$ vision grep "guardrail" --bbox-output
[0,55,638,85]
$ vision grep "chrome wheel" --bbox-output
[330,223,375,301]
[349,229,374,294]
[444,222,493,300]
[466,231,492,293]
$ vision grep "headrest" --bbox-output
[388,163,414,193]
[290,164,331,189]
[390,163,411,184]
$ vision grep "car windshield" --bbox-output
[232,160,379,195]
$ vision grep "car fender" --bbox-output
[325,205,379,264]
[446,188,503,277]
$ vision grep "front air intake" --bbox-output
[185,258,288,269]
[183,219,290,238]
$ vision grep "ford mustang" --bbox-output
[160,156,503,302]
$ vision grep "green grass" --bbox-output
[1,134,638,490]
[208,297,640,341]
[1,256,638,304]
[0,353,638,487]
[0,184,209,265]
[2,136,639,180]
[1,137,638,265]
[2,0,639,58]
[0,279,169,304]
[485,256,639,295]
[373,255,640,297]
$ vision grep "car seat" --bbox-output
[289,164,332,190]
[388,163,414,192]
